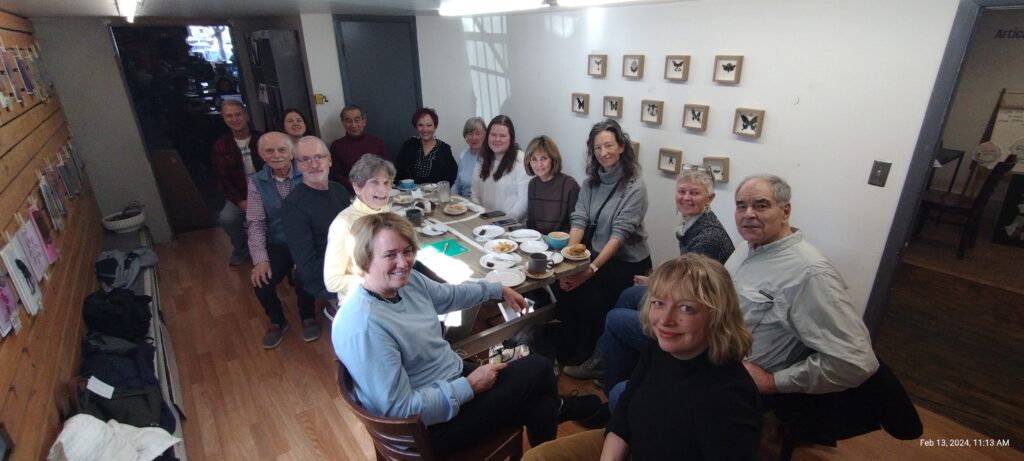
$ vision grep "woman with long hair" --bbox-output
[471,115,531,221]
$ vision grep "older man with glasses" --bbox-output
[283,136,352,323]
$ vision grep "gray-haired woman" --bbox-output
[455,116,486,197]
[324,154,397,304]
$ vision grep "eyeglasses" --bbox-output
[297,154,328,165]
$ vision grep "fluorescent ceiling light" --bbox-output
[439,0,550,16]
[116,0,142,23]
[557,0,643,6]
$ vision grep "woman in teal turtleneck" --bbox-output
[551,119,652,364]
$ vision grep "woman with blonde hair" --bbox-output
[524,254,761,460]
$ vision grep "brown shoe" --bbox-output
[301,318,321,342]
[262,323,289,349]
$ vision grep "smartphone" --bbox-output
[492,218,518,227]
[480,210,506,219]
[505,223,526,232]
[498,298,536,321]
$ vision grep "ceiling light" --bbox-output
[439,0,550,16]
[116,0,143,23]
[557,0,644,7]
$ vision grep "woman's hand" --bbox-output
[501,287,529,313]
[742,361,778,394]
[467,362,507,394]
[251,261,272,287]
[633,275,648,286]
[558,268,594,292]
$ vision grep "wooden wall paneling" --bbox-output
[0,11,32,34]
[0,119,67,223]
[0,98,59,157]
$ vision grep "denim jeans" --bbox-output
[217,200,247,258]
[598,285,650,410]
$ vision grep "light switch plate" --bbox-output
[868,161,891,187]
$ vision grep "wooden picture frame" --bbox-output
[682,104,709,131]
[572,93,590,114]
[603,96,623,118]
[622,54,645,79]
[658,148,683,174]
[733,108,764,138]
[588,54,607,77]
[640,99,663,125]
[630,140,640,158]
[713,55,744,84]
[703,156,730,182]
[664,55,690,81]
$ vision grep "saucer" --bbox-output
[525,269,554,279]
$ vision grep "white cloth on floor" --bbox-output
[47,414,179,461]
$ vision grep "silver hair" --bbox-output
[257,131,294,153]
[737,174,791,206]
[350,154,396,187]
[295,136,329,156]
[678,169,714,194]
[462,116,486,136]
[220,99,247,113]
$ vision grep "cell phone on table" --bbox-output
[498,298,536,321]
[506,223,526,232]
[492,218,518,227]
[480,210,505,219]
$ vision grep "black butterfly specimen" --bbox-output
[646,104,658,117]
[740,114,758,131]
[593,58,602,70]
[722,62,737,73]
[576,97,584,110]
[15,258,36,294]
[629,59,639,73]
[672,60,684,72]
[608,100,617,111]
[690,108,701,121]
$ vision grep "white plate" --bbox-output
[508,229,542,242]
[484,238,518,254]
[479,253,522,270]
[525,268,554,279]
[392,195,414,205]
[542,251,564,265]
[485,268,526,287]
[561,246,592,261]
[519,240,548,254]
[473,225,505,240]
[443,203,469,215]
[417,223,446,236]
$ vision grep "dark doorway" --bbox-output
[111,25,242,233]
[334,16,422,158]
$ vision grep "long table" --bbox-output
[402,196,589,357]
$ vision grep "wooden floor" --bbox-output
[155,228,1021,460]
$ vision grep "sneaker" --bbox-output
[323,303,338,323]
[563,353,603,380]
[577,403,611,429]
[557,390,602,423]
[229,252,249,266]
[301,318,321,342]
[262,322,289,349]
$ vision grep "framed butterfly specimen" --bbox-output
[733,108,764,138]
[572,93,590,114]
[702,156,730,182]
[713,55,744,84]
[630,141,640,158]
[622,54,645,79]
[588,54,607,77]
[664,55,690,81]
[658,148,683,174]
[640,99,663,125]
[683,104,709,131]
[603,96,623,118]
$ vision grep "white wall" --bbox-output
[417,0,960,312]
[33,18,174,242]
[937,8,1024,190]
[300,13,347,143]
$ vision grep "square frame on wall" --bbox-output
[733,107,764,138]
[640,100,664,125]
[713,55,744,84]
[664,55,690,81]
[622,54,645,79]
[658,148,682,174]
[603,96,623,118]
[682,104,709,131]
[572,93,590,114]
[588,54,607,77]
[703,156,730,182]
[630,140,640,158]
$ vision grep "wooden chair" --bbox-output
[335,360,524,461]
[915,154,1018,258]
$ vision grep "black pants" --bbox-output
[551,255,652,364]
[253,244,316,326]
[427,354,559,454]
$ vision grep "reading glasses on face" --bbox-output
[298,154,328,165]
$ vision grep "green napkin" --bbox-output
[419,239,469,258]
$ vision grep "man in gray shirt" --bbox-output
[726,174,878,395]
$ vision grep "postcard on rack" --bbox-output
[0,238,42,316]
[0,272,21,337]
[16,218,50,282]
[27,206,59,263]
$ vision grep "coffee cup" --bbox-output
[400,179,415,189]
[406,208,423,227]
[527,252,555,274]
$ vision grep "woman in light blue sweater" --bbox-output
[332,212,597,453]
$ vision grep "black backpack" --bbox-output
[82,288,153,341]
